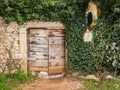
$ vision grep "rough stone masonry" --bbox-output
[0,16,64,73]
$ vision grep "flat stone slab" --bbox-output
[38,71,64,79]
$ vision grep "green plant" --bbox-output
[6,70,36,83]
[82,78,120,90]
[0,83,11,90]
[0,70,36,90]
[0,73,17,90]
[88,19,120,75]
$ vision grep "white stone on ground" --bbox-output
[85,75,100,82]
[38,72,64,79]
[105,75,114,80]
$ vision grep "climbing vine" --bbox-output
[0,0,119,75]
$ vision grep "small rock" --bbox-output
[38,72,48,78]
[78,76,85,80]
[72,72,79,77]
[105,75,114,80]
[66,74,72,78]
[85,75,100,82]
[46,74,64,79]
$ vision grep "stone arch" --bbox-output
[86,2,99,21]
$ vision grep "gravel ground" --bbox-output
[21,77,84,90]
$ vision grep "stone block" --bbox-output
[20,59,27,73]
[0,26,7,32]
[0,55,4,59]
[14,53,25,59]
[0,50,4,53]
[7,22,18,33]
[0,63,2,66]
[1,59,7,63]
[22,21,65,29]
[85,75,100,82]
[19,28,26,34]
[19,28,27,53]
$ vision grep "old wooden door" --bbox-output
[28,28,65,75]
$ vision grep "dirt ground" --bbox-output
[21,77,84,90]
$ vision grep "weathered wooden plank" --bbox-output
[48,30,55,33]
[49,59,65,67]
[49,66,65,75]
[29,44,48,52]
[49,37,65,45]
[49,36,64,39]
[29,52,48,60]
[29,29,49,37]
[28,60,48,67]
[49,45,65,57]
[49,30,65,37]
[49,37,65,67]
[49,44,64,53]
[49,56,65,60]
[29,37,48,45]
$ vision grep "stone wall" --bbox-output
[0,17,64,73]
[0,17,23,73]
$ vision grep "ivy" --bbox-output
[0,0,120,75]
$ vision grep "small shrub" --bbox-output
[0,73,7,83]
[6,70,29,83]
[82,78,120,90]
[27,72,36,80]
[6,70,36,83]
[0,74,12,90]
[0,70,36,90]
[0,83,11,90]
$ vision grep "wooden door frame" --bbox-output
[19,21,65,73]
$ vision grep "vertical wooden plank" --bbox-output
[28,60,48,67]
[48,29,65,75]
[29,29,49,37]
[28,29,49,72]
